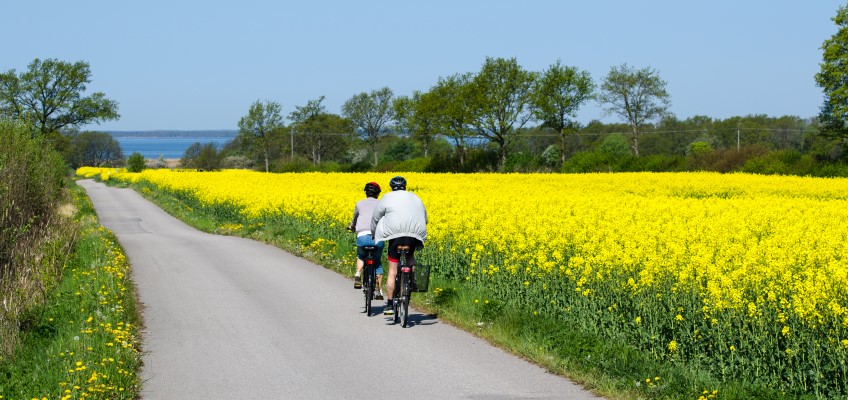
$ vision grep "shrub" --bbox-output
[220,155,253,169]
[392,157,431,172]
[690,145,769,172]
[504,152,538,172]
[274,156,315,172]
[688,141,713,155]
[126,152,146,172]
[0,120,73,357]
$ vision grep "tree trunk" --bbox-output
[630,125,640,157]
[560,129,567,165]
[264,149,270,172]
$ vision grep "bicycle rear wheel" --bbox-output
[399,272,410,327]
[363,266,374,316]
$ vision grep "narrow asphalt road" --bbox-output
[79,179,603,400]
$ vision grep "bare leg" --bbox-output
[355,258,364,276]
[376,274,383,293]
[385,260,398,302]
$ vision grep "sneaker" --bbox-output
[384,302,394,315]
[375,291,384,301]
[354,275,362,289]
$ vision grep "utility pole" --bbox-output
[736,124,740,150]
[290,126,295,158]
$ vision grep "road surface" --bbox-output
[79,179,602,400]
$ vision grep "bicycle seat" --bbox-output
[361,245,378,251]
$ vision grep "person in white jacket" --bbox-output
[370,176,427,315]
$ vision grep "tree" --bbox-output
[816,4,848,141]
[65,131,123,168]
[467,57,537,168]
[531,60,595,164]
[238,100,284,172]
[289,97,354,164]
[597,64,671,156]
[394,90,440,157]
[181,142,221,171]
[0,58,119,143]
[342,87,394,166]
[430,73,475,167]
[127,152,146,172]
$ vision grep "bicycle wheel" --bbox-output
[399,273,410,327]
[364,265,374,316]
[364,285,373,316]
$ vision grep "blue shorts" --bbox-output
[356,233,384,275]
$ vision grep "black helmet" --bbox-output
[389,176,407,191]
[364,181,381,198]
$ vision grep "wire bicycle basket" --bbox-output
[413,263,430,292]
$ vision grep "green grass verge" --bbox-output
[0,182,142,399]
[114,179,811,400]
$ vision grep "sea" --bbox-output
[114,136,236,159]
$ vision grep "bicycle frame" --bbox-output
[361,245,378,316]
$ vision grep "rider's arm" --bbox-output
[370,199,386,235]
[349,204,359,231]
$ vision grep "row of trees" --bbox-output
[233,57,672,172]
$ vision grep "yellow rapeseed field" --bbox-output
[76,167,848,393]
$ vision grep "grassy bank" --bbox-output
[100,176,812,400]
[0,183,142,399]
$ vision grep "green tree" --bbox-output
[238,100,284,172]
[394,90,440,157]
[289,96,354,164]
[65,131,123,168]
[181,142,221,171]
[597,64,671,156]
[342,87,395,166]
[816,4,848,141]
[127,152,146,172]
[430,73,475,167]
[532,60,595,164]
[0,59,119,145]
[468,57,537,168]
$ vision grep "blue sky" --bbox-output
[2,1,842,131]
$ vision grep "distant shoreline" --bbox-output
[107,130,238,138]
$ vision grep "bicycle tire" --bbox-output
[400,271,410,327]
[400,295,409,327]
[364,263,375,316]
[364,285,373,316]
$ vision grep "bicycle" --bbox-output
[391,245,429,327]
[360,244,380,316]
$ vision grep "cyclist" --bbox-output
[370,176,427,315]
[348,181,385,300]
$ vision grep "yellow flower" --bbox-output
[668,340,678,353]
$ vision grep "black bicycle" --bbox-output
[392,245,429,327]
[360,245,379,316]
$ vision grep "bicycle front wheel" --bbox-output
[400,295,409,327]
[364,285,373,316]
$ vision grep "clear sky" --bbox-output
[2,1,843,131]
